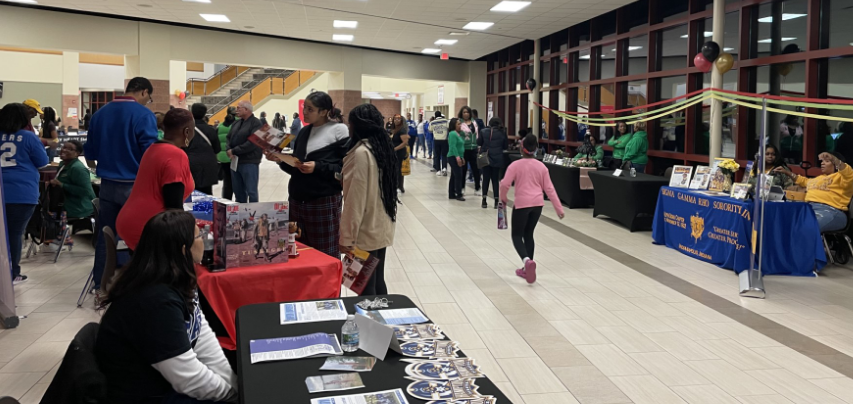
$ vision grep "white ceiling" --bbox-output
[13,0,634,60]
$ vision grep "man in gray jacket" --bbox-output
[226,100,263,202]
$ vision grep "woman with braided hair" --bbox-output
[340,104,398,295]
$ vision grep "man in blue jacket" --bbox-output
[84,77,159,292]
[406,112,418,159]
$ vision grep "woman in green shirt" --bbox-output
[573,134,604,164]
[447,118,466,201]
[607,122,631,168]
[50,139,96,219]
[623,121,649,172]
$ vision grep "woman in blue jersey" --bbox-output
[0,103,50,284]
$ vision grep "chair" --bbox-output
[0,397,22,404]
[820,198,853,265]
[39,323,107,404]
[77,226,117,308]
[664,167,674,180]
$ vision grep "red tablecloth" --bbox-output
[196,243,342,350]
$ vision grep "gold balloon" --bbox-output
[715,52,734,74]
[777,63,793,77]
[175,90,182,96]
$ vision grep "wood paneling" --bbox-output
[300,70,315,83]
[272,77,284,94]
[186,62,204,72]
[0,46,61,55]
[79,53,124,66]
[284,73,300,95]
[251,79,271,105]
[192,81,205,95]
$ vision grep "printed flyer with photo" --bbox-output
[403,359,485,380]
[689,166,712,190]
[425,398,497,404]
[249,333,342,364]
[392,324,444,340]
[355,307,429,325]
[406,379,485,402]
[280,300,348,325]
[320,356,377,372]
[399,340,460,359]
[669,165,694,188]
[342,248,379,295]
[306,373,365,393]
[248,124,295,152]
[310,388,410,404]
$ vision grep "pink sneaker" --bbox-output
[524,259,537,284]
[515,268,526,279]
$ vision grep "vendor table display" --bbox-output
[588,171,669,231]
[651,187,826,276]
[236,295,511,404]
[196,242,343,350]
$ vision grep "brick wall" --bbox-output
[370,99,402,122]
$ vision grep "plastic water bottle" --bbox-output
[341,315,359,352]
[202,225,214,267]
[630,167,637,177]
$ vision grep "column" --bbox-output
[61,51,80,129]
[124,23,171,112]
[328,48,363,121]
[468,61,487,121]
[708,0,725,160]
[532,40,542,137]
[170,60,187,109]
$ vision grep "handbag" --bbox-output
[401,146,411,176]
[477,129,492,169]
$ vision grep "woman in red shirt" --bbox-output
[117,108,196,251]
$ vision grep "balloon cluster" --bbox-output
[174,90,190,101]
[694,41,734,74]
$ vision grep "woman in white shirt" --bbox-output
[416,115,426,158]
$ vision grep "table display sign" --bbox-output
[213,200,290,269]
[689,166,711,190]
[355,307,429,325]
[730,183,751,200]
[669,165,693,188]
[249,332,343,364]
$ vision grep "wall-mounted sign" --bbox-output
[437,85,444,105]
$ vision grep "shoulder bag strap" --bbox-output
[194,127,212,146]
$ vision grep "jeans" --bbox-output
[427,137,434,157]
[219,163,233,200]
[360,248,387,296]
[5,204,36,279]
[93,180,134,288]
[163,393,227,404]
[231,164,259,203]
[511,206,542,262]
[433,140,449,171]
[810,203,848,232]
[481,166,500,199]
[448,157,464,198]
[415,135,426,157]
[462,149,480,190]
[630,163,647,173]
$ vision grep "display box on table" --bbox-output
[213,201,290,270]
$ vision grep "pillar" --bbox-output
[170,61,187,109]
[124,23,171,112]
[767,1,783,148]
[328,48,363,121]
[532,40,542,137]
[708,0,725,160]
[61,51,80,129]
[468,61,487,122]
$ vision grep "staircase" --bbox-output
[187,67,295,117]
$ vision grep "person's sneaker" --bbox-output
[430,169,437,172]
[460,189,465,195]
[456,197,466,202]
[475,190,482,196]
[524,259,537,284]
[494,199,499,209]
[12,275,28,285]
[515,268,526,279]
[436,171,443,177]
[442,169,448,176]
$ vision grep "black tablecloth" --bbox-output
[544,163,600,209]
[236,295,512,404]
[588,171,669,232]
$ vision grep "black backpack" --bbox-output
[26,181,64,244]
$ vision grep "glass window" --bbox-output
[601,43,617,80]
[628,35,648,75]
[625,0,649,32]
[559,56,568,84]
[558,88,569,141]
[701,12,740,59]
[755,62,806,164]
[754,0,808,58]
[658,75,687,152]
[829,0,853,49]
[660,0,689,22]
[576,21,591,48]
[577,85,591,142]
[487,74,495,95]
[600,11,617,40]
[508,68,517,93]
[579,49,591,82]
[542,60,551,88]
[824,58,853,159]
[660,24,688,71]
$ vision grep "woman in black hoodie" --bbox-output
[267,92,348,258]
[187,103,221,194]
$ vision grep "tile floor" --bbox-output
[3,157,853,403]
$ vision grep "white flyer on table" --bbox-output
[310,388,410,404]
[355,307,429,325]
[280,300,349,325]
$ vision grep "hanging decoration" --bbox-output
[777,63,793,77]
[694,53,713,73]
[526,78,537,91]
[179,91,186,101]
[715,52,735,74]
[701,41,721,63]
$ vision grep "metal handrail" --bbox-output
[206,69,295,116]
[186,64,233,83]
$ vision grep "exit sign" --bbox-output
[441,53,449,60]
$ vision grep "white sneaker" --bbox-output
[442,169,448,176]
[461,189,465,195]
[475,190,482,196]
[436,171,443,177]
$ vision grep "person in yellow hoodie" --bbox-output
[775,152,853,232]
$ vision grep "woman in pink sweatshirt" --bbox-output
[500,134,565,284]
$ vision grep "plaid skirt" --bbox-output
[289,194,342,258]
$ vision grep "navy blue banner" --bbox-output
[652,187,825,276]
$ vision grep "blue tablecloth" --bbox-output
[651,187,825,276]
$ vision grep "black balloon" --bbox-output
[526,78,537,91]
[701,41,721,62]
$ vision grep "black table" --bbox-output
[236,295,512,404]
[544,163,604,209]
[588,171,669,231]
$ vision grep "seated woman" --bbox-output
[50,140,96,220]
[572,134,604,163]
[622,121,649,172]
[748,144,793,189]
[117,108,195,251]
[96,210,237,403]
[775,152,853,232]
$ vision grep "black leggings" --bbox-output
[511,206,542,261]
[462,149,481,190]
[448,157,464,198]
[361,248,387,296]
[481,166,500,199]
[395,153,405,192]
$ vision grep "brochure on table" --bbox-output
[311,388,410,404]
[689,166,712,190]
[306,373,364,393]
[342,248,379,295]
[249,332,342,364]
[281,300,348,325]
[669,165,693,188]
[743,161,755,183]
[355,307,429,325]
[320,356,376,372]
[406,379,488,402]
[392,324,444,340]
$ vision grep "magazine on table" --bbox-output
[341,248,379,295]
[310,388,410,404]
[249,332,343,364]
[669,165,693,188]
[306,373,365,393]
[354,307,429,325]
[730,183,751,200]
[743,161,755,183]
[280,300,348,325]
[689,166,712,190]
[248,124,295,152]
[320,356,376,372]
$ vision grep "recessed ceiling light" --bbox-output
[4,0,38,3]
[724,47,735,51]
[333,20,358,29]
[579,54,590,60]
[449,32,470,36]
[463,22,494,31]
[183,0,211,3]
[758,37,796,43]
[435,39,458,45]
[758,14,806,23]
[491,1,531,12]
[422,48,442,54]
[333,34,354,42]
[200,14,230,22]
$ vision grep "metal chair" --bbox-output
[820,198,853,265]
[77,226,118,308]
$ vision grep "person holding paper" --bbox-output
[226,101,263,202]
[96,211,237,404]
[775,151,853,232]
[340,104,398,296]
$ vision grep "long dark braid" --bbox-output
[348,104,399,222]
